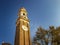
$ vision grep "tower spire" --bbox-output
[18,7,28,18]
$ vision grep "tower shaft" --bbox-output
[14,7,32,45]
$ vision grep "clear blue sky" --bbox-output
[0,0,60,45]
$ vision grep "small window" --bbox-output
[27,23,28,27]
[23,13,25,15]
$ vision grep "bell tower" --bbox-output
[14,7,32,45]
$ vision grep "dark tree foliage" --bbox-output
[32,26,60,45]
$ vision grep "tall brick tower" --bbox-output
[14,7,32,45]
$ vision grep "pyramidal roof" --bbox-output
[19,7,27,11]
